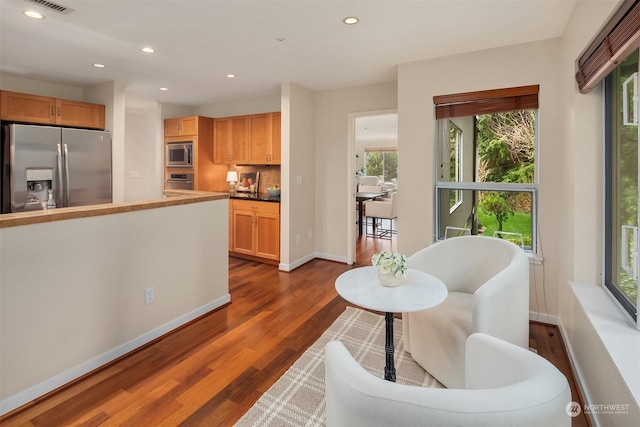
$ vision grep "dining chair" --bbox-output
[357,175,379,186]
[363,191,397,239]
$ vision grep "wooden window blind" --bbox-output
[433,85,539,120]
[576,0,640,94]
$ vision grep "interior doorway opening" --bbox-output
[347,110,398,264]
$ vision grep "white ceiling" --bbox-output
[0,0,581,107]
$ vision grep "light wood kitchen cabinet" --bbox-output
[249,112,280,164]
[231,199,280,262]
[164,116,199,137]
[248,114,269,163]
[164,115,226,191]
[271,112,281,163]
[0,91,105,129]
[213,117,250,164]
[214,112,281,165]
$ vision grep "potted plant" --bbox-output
[371,250,408,287]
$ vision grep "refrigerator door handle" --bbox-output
[57,143,64,207]
[63,143,70,207]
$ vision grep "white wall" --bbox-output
[0,73,83,100]
[281,82,316,269]
[0,199,230,414]
[397,39,563,320]
[558,1,639,425]
[314,82,398,261]
[195,92,280,118]
[124,109,160,201]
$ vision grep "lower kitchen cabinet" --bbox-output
[231,199,280,262]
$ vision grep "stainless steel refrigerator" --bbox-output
[2,124,112,213]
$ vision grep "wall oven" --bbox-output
[166,142,193,168]
[165,172,194,190]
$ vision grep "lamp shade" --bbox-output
[226,171,238,182]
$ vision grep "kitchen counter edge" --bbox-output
[0,190,229,228]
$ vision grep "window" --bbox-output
[364,149,397,183]
[434,86,538,251]
[604,48,639,325]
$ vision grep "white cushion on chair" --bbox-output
[402,235,529,389]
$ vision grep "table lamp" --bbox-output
[226,171,238,192]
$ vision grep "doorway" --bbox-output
[347,110,398,264]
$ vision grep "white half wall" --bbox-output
[0,199,230,414]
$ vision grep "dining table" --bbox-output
[356,192,384,236]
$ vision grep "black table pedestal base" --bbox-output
[384,311,396,382]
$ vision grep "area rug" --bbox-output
[234,306,443,427]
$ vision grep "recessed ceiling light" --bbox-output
[343,16,359,25]
[142,47,155,53]
[23,10,45,19]
[226,74,236,79]
[159,87,169,91]
[92,63,106,68]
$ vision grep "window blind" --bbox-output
[433,85,539,120]
[576,0,640,94]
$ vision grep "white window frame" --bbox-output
[434,111,539,254]
[449,122,463,213]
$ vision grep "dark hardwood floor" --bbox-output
[1,235,589,426]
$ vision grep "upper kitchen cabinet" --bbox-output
[0,91,106,130]
[213,116,250,164]
[164,116,199,137]
[214,112,281,165]
[249,113,281,164]
[57,98,105,130]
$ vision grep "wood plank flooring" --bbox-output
[1,235,589,426]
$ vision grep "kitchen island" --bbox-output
[0,191,230,415]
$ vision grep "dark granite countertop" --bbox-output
[229,192,280,203]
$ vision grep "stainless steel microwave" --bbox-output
[166,142,193,168]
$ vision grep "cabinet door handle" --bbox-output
[51,106,55,116]
[57,106,61,116]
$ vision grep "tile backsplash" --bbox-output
[234,165,281,193]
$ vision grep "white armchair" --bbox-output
[325,334,571,427]
[403,235,529,388]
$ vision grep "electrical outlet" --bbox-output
[296,234,301,244]
[145,287,155,304]
[308,231,313,240]
[296,175,302,185]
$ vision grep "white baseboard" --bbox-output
[279,252,350,271]
[529,311,559,325]
[279,253,316,271]
[315,252,349,264]
[0,294,231,416]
